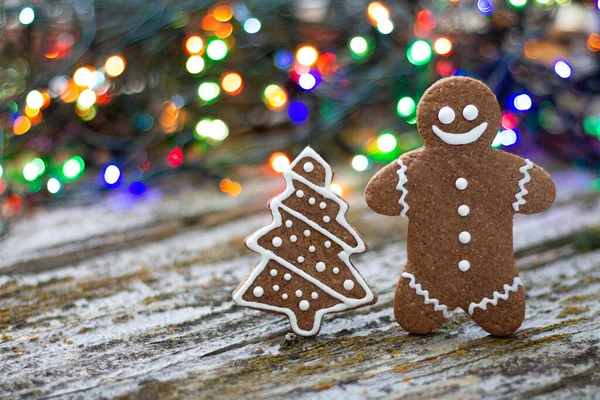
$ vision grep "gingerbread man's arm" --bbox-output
[502,152,556,214]
[365,149,421,217]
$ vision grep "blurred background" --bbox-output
[0,0,599,231]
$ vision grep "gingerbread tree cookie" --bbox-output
[365,77,556,336]
[233,147,377,336]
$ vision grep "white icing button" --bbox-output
[319,202,327,209]
[304,230,310,237]
[438,106,455,124]
[296,190,304,198]
[253,286,264,297]
[295,290,303,297]
[458,205,470,217]
[297,256,304,263]
[459,231,471,244]
[309,246,316,253]
[273,285,280,291]
[290,235,297,243]
[285,220,293,228]
[311,292,318,299]
[284,273,292,281]
[458,260,471,272]
[282,293,288,300]
[463,105,478,121]
[333,267,340,274]
[272,237,283,247]
[323,216,331,223]
[270,269,278,277]
[303,162,314,172]
[308,197,316,205]
[324,241,331,248]
[455,178,468,190]
[343,280,355,290]
[299,300,310,311]
[315,262,326,272]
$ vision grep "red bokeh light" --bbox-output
[167,147,183,168]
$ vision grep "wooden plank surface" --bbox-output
[0,166,599,399]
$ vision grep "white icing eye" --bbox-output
[462,105,478,121]
[438,106,455,124]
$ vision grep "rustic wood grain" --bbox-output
[0,166,599,399]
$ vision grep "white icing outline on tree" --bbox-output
[233,147,375,336]
[512,159,533,212]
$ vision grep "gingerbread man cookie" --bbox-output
[234,147,377,336]
[365,77,556,336]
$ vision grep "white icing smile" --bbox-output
[432,122,488,145]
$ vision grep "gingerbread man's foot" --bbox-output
[394,273,447,334]
[469,286,525,337]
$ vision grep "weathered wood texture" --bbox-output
[0,166,599,399]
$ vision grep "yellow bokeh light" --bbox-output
[269,152,290,173]
[186,55,205,74]
[185,36,204,54]
[264,84,288,110]
[367,2,390,23]
[25,105,40,118]
[26,90,44,109]
[77,89,97,110]
[221,72,243,94]
[296,46,319,66]
[13,116,31,135]
[433,37,453,56]
[331,183,343,196]
[73,67,93,87]
[213,5,233,22]
[60,82,80,103]
[105,55,126,77]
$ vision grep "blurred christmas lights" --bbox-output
[206,39,228,61]
[185,36,204,54]
[19,7,35,25]
[553,60,572,79]
[296,46,318,66]
[269,153,290,173]
[397,97,416,118]
[377,132,398,153]
[105,55,126,77]
[198,82,220,102]
[407,40,432,66]
[243,18,261,34]
[288,101,309,122]
[349,36,369,58]
[263,84,287,110]
[221,72,243,95]
[186,56,205,74]
[103,164,121,186]
[351,155,370,171]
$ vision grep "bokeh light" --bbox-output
[351,155,370,171]
[103,164,121,186]
[244,18,261,34]
[186,56,205,74]
[554,60,571,79]
[62,156,85,180]
[206,39,228,61]
[19,7,35,25]
[195,118,229,141]
[296,46,319,66]
[213,5,233,22]
[433,37,453,56]
[73,67,93,87]
[47,178,61,194]
[167,147,183,168]
[376,19,394,34]
[274,51,294,69]
[77,89,97,110]
[263,84,288,110]
[476,0,494,16]
[367,2,390,22]
[298,73,317,90]
[105,55,126,77]
[185,36,204,54]
[513,94,532,111]
[269,152,290,173]
[23,159,45,181]
[397,97,416,117]
[407,40,432,66]
[129,181,147,196]
[26,90,44,110]
[377,132,398,152]
[221,72,243,95]
[349,36,369,58]
[288,101,309,122]
[331,183,343,196]
[13,116,31,135]
[416,10,436,30]
[198,82,220,102]
[508,0,528,8]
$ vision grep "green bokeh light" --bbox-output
[397,97,416,118]
[407,40,432,66]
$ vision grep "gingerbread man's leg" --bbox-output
[468,281,525,337]
[395,269,447,334]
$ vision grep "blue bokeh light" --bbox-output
[274,50,294,69]
[288,101,309,122]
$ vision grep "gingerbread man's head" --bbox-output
[416,77,501,150]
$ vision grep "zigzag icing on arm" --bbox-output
[396,159,409,217]
[468,277,523,316]
[401,272,453,318]
[512,159,533,212]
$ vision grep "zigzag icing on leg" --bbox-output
[396,159,409,217]
[401,272,453,318]
[512,159,533,212]
[468,277,523,316]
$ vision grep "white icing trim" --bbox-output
[512,159,533,212]
[238,146,375,336]
[432,122,488,145]
[468,277,523,316]
[401,272,454,318]
[396,159,409,217]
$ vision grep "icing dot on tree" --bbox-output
[316,262,326,272]
[343,280,355,290]
[295,290,303,297]
[282,293,288,300]
[299,300,310,311]
[304,230,311,237]
[309,197,316,205]
[303,162,314,172]
[272,237,283,247]
[319,202,327,209]
[253,286,265,297]
[273,285,280,291]
[309,246,315,252]
[270,269,278,276]
[333,267,340,274]
[285,220,293,228]
[323,216,331,223]
[324,241,331,248]
[311,292,318,299]
[284,273,292,280]
[290,235,298,242]
[296,190,305,198]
